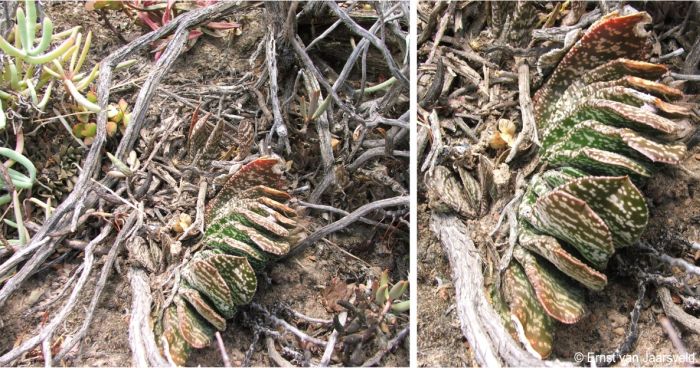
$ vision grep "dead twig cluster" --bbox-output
[418,1,700,366]
[1,1,409,366]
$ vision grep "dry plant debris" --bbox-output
[0,1,409,367]
[419,1,699,366]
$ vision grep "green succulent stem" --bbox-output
[355,76,397,94]
[51,27,76,41]
[116,59,138,70]
[310,92,333,121]
[0,147,37,190]
[76,65,99,91]
[106,152,134,177]
[29,18,53,56]
[8,61,20,91]
[16,8,30,53]
[0,100,6,131]
[25,79,38,105]
[73,31,92,74]
[26,32,77,64]
[65,79,100,112]
[41,65,62,79]
[11,191,29,246]
[24,0,38,48]
[29,197,54,219]
[390,300,410,313]
[36,80,53,109]
[388,280,409,300]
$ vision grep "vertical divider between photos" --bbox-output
[409,1,418,367]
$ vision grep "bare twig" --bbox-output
[347,147,409,172]
[287,308,332,325]
[250,303,328,346]
[319,310,345,367]
[0,236,49,278]
[657,253,700,277]
[659,316,689,358]
[54,210,140,362]
[265,31,290,153]
[420,110,443,174]
[597,281,646,367]
[298,200,398,232]
[506,62,539,163]
[178,177,207,240]
[670,72,700,81]
[0,225,112,365]
[658,287,700,335]
[430,212,570,367]
[301,69,335,204]
[361,325,410,367]
[426,1,455,64]
[216,331,232,368]
[288,196,409,258]
[266,337,293,367]
[325,2,408,86]
[128,267,170,367]
[42,335,52,368]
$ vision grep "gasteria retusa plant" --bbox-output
[491,10,697,359]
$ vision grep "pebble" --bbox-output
[613,327,625,336]
[607,310,629,327]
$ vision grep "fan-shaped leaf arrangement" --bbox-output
[497,11,696,359]
[156,157,304,365]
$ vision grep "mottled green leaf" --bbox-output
[205,157,286,222]
[241,185,292,201]
[610,76,684,100]
[267,208,298,228]
[519,222,607,291]
[161,306,191,366]
[257,196,298,218]
[555,84,692,125]
[208,212,291,257]
[487,283,519,341]
[530,188,614,269]
[231,222,290,256]
[513,246,586,324]
[156,155,306,366]
[582,58,667,85]
[237,207,290,237]
[182,259,237,319]
[504,7,694,360]
[205,234,270,270]
[582,86,690,118]
[206,254,257,305]
[545,146,651,178]
[549,120,686,165]
[503,262,555,359]
[176,297,214,349]
[558,176,648,247]
[534,11,653,125]
[426,166,479,218]
[543,99,693,149]
[180,287,227,331]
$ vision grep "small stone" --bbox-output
[607,310,628,327]
[613,327,625,336]
[170,241,182,258]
